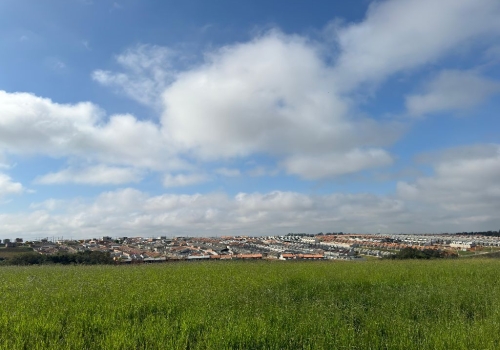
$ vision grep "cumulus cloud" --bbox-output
[0,90,184,171]
[0,173,24,198]
[161,32,399,178]
[163,173,210,188]
[86,0,500,180]
[4,0,500,192]
[333,0,500,90]
[3,141,500,237]
[14,0,500,183]
[35,165,143,185]
[397,144,500,222]
[283,148,393,179]
[0,188,407,237]
[162,33,347,157]
[416,144,500,164]
[406,70,500,116]
[89,31,406,180]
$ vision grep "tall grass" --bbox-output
[1,260,500,349]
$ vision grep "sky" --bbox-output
[1,0,500,239]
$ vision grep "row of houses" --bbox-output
[279,253,324,260]
[114,253,341,263]
[116,252,357,263]
[114,253,265,263]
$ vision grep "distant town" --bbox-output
[2,231,500,263]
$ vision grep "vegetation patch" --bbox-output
[0,247,34,260]
[386,247,457,259]
[0,250,114,266]
[1,260,500,349]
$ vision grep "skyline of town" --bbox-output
[3,231,500,265]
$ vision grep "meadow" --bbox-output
[1,259,500,349]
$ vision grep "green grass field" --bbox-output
[1,260,500,349]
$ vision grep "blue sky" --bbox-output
[1,0,500,239]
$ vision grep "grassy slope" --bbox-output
[1,260,500,349]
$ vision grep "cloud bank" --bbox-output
[3,143,500,238]
[1,0,500,237]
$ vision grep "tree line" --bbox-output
[386,247,458,260]
[0,251,114,266]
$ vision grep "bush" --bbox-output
[387,247,457,260]
[4,251,114,265]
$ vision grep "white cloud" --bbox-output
[283,148,393,179]
[0,173,24,198]
[0,91,184,171]
[333,0,500,90]
[163,173,210,188]
[35,165,143,185]
[397,144,500,219]
[6,0,500,188]
[92,44,179,106]
[406,70,500,116]
[0,188,407,237]
[89,0,500,180]
[163,33,348,158]
[416,144,500,164]
[160,32,398,178]
[214,167,241,177]
[2,145,500,238]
